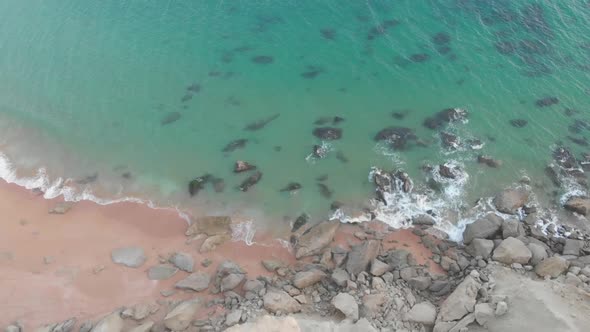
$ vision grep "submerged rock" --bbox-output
[477,155,502,168]
[373,127,417,150]
[280,182,302,193]
[234,161,256,173]
[510,119,528,128]
[238,171,262,192]
[410,53,430,62]
[423,108,468,130]
[188,174,212,196]
[439,164,458,179]
[312,144,329,158]
[317,183,333,198]
[535,96,559,107]
[251,55,274,64]
[291,213,309,232]
[440,131,460,150]
[160,112,182,126]
[223,139,248,153]
[244,113,280,131]
[432,32,451,45]
[312,127,342,140]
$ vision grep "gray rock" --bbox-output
[261,260,285,272]
[409,276,432,290]
[370,259,390,276]
[406,301,436,326]
[400,267,417,281]
[332,293,359,321]
[563,239,584,256]
[535,256,569,278]
[502,218,521,239]
[565,272,582,286]
[371,277,386,291]
[5,326,20,332]
[121,303,158,321]
[331,268,349,287]
[462,214,503,244]
[169,252,194,273]
[412,214,436,226]
[563,196,590,215]
[474,303,494,326]
[295,221,339,259]
[492,237,532,265]
[465,239,494,259]
[346,240,381,275]
[293,269,326,289]
[527,243,548,265]
[495,301,508,316]
[221,273,245,291]
[147,264,178,280]
[448,313,475,332]
[493,188,529,214]
[79,322,92,332]
[127,322,154,332]
[383,249,409,269]
[110,247,146,268]
[438,275,481,322]
[91,312,123,332]
[263,289,301,313]
[225,309,242,327]
[580,266,590,277]
[243,279,264,292]
[175,272,211,292]
[199,234,230,253]
[163,299,200,331]
[38,318,76,332]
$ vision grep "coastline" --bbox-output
[0,178,438,328]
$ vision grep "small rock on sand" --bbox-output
[169,252,194,272]
[147,264,178,280]
[163,299,200,331]
[175,272,211,292]
[111,247,146,268]
[332,293,359,321]
[535,256,569,278]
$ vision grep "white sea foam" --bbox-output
[231,220,257,246]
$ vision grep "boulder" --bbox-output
[383,249,409,269]
[186,216,231,236]
[492,237,532,265]
[163,299,200,331]
[121,303,159,321]
[35,318,77,332]
[502,218,522,239]
[474,303,494,326]
[293,269,326,289]
[527,243,548,265]
[563,196,590,215]
[91,312,123,332]
[332,293,359,321]
[462,214,503,244]
[127,322,154,332]
[295,221,339,259]
[263,290,302,314]
[370,259,390,276]
[331,268,349,287]
[5,326,20,332]
[563,239,584,256]
[409,276,432,291]
[438,275,481,322]
[147,264,178,280]
[493,188,529,214]
[495,301,508,316]
[362,293,387,318]
[346,240,381,275]
[111,247,146,268]
[221,273,245,291]
[535,256,569,278]
[169,252,194,273]
[175,272,211,292]
[225,309,243,327]
[406,301,437,325]
[262,260,285,272]
[465,239,494,259]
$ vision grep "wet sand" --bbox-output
[0,179,440,328]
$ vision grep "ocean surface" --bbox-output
[1,1,589,235]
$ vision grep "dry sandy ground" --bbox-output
[0,180,439,329]
[470,265,590,332]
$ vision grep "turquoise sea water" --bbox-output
[1,1,590,231]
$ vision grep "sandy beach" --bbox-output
[0,179,439,329]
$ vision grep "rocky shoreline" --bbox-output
[6,168,590,332]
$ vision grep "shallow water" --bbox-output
[1,1,589,230]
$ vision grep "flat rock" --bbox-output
[263,289,302,314]
[295,221,339,259]
[91,312,123,332]
[462,214,503,244]
[111,247,146,268]
[163,299,200,331]
[492,237,532,265]
[535,256,569,278]
[293,269,326,289]
[169,252,194,272]
[262,259,285,272]
[370,259,390,276]
[147,264,178,280]
[186,216,231,236]
[493,188,529,214]
[406,301,437,326]
[332,292,359,321]
[175,272,211,292]
[346,240,381,275]
[438,275,481,322]
[466,238,494,259]
[563,196,590,215]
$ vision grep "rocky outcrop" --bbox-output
[462,214,503,244]
[564,197,590,216]
[263,290,302,314]
[493,188,529,214]
[346,240,381,275]
[295,221,339,259]
[163,299,200,331]
[492,237,532,265]
[110,247,146,268]
[535,256,569,278]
